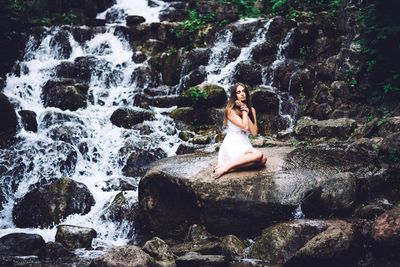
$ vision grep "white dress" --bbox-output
[218,120,254,166]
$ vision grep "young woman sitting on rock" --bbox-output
[214,82,267,179]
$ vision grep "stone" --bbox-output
[354,198,394,220]
[372,208,400,248]
[250,88,279,113]
[110,108,155,129]
[286,221,359,267]
[44,241,75,260]
[377,116,400,137]
[142,237,176,264]
[18,110,38,132]
[42,79,89,111]
[0,93,17,148]
[0,233,45,258]
[176,252,228,267]
[12,177,95,228]
[294,117,357,140]
[233,61,262,86]
[90,245,154,267]
[350,118,379,140]
[55,225,97,250]
[379,132,400,163]
[250,220,328,265]
[139,147,302,241]
[101,192,139,224]
[49,29,72,59]
[301,172,357,217]
[126,15,146,26]
[122,148,167,177]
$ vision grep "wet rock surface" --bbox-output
[55,225,97,250]
[12,177,95,228]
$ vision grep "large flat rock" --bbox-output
[138,146,318,240]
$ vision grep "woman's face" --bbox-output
[236,85,246,102]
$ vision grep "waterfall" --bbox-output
[262,28,298,135]
[0,1,179,250]
[204,18,273,91]
[97,0,169,24]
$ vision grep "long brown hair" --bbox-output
[223,82,255,125]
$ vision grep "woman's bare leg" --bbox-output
[214,150,263,179]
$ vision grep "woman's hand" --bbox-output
[235,100,245,108]
[236,100,249,113]
[240,105,249,113]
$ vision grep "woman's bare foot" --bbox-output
[213,165,230,179]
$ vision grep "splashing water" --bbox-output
[97,0,169,24]
[204,18,273,92]
[0,6,179,249]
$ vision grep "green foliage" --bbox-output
[184,86,208,106]
[262,0,342,16]
[226,0,261,18]
[357,0,400,102]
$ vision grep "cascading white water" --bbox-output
[97,0,169,24]
[262,28,298,135]
[204,18,273,91]
[202,18,298,135]
[0,2,180,251]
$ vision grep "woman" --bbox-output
[214,82,267,179]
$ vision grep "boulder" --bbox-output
[122,148,167,177]
[42,79,89,111]
[126,15,146,26]
[130,65,160,89]
[250,220,328,265]
[180,48,210,76]
[178,84,227,108]
[142,237,176,265]
[195,0,239,22]
[379,132,400,163]
[12,177,95,228]
[55,225,97,250]
[171,224,245,257]
[0,93,18,148]
[301,172,357,217]
[139,147,306,241]
[0,233,45,258]
[101,192,139,224]
[372,208,400,249]
[229,19,265,47]
[170,107,214,126]
[252,40,277,65]
[90,245,154,267]
[286,220,359,267]
[47,124,88,146]
[354,198,394,220]
[250,88,279,113]
[160,2,188,22]
[49,29,72,59]
[377,116,400,136]
[294,117,357,140]
[180,66,207,91]
[233,61,262,86]
[175,252,228,267]
[18,110,38,132]
[110,108,155,129]
[134,93,179,108]
[44,241,75,260]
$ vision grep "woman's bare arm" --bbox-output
[248,107,258,136]
[227,108,249,132]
